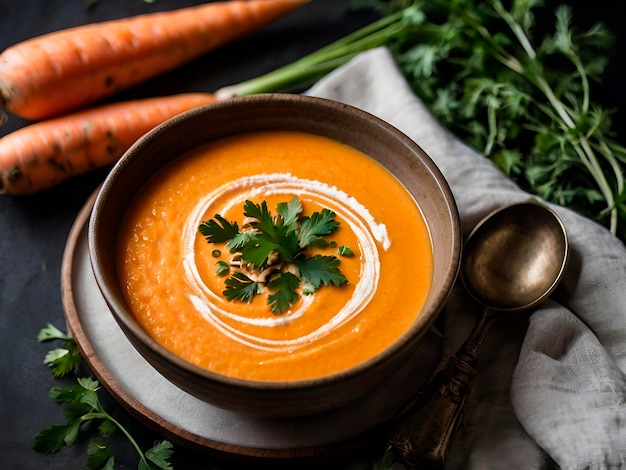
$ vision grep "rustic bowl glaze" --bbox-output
[88,93,461,417]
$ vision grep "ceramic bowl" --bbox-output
[88,93,461,417]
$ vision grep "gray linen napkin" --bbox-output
[307,47,626,469]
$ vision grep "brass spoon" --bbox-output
[388,200,569,469]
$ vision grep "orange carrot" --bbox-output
[0,93,217,195]
[0,0,307,120]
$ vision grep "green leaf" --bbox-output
[77,376,100,392]
[338,245,354,257]
[98,420,117,438]
[243,200,278,238]
[223,272,260,303]
[276,196,303,232]
[294,255,347,290]
[226,230,256,252]
[37,323,71,342]
[49,384,80,404]
[267,272,301,313]
[38,324,83,377]
[48,379,103,422]
[87,438,114,470]
[145,441,174,469]
[215,260,230,276]
[32,423,75,454]
[298,209,340,247]
[240,238,281,268]
[78,388,102,412]
[62,420,82,446]
[43,348,79,378]
[199,214,240,244]
[492,148,523,176]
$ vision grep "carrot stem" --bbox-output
[216,7,418,98]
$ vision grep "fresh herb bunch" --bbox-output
[220,0,626,241]
[34,324,175,470]
[199,197,352,314]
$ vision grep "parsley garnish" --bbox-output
[267,271,301,313]
[34,324,175,469]
[199,197,351,314]
[215,260,230,275]
[294,255,346,290]
[223,271,260,302]
[37,323,82,378]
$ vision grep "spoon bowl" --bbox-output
[389,200,569,469]
[462,201,569,311]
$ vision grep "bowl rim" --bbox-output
[88,93,461,392]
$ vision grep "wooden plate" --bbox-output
[61,191,443,465]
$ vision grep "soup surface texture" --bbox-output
[118,131,433,381]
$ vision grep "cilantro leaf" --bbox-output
[242,230,299,266]
[49,384,84,404]
[38,324,82,377]
[267,272,301,313]
[144,441,174,470]
[276,197,303,232]
[223,272,260,302]
[298,209,340,247]
[38,323,71,342]
[98,420,116,438]
[295,255,347,290]
[240,238,280,268]
[227,230,256,251]
[43,346,82,378]
[199,214,239,244]
[243,200,279,238]
[87,438,114,470]
[32,423,76,453]
[269,231,300,262]
[215,260,229,276]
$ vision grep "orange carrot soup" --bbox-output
[117,131,433,381]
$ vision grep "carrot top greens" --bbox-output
[199,197,352,314]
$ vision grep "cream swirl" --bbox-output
[181,173,388,352]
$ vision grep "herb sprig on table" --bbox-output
[33,324,174,470]
[199,197,352,314]
[219,0,626,242]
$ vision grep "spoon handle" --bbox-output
[387,312,495,469]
